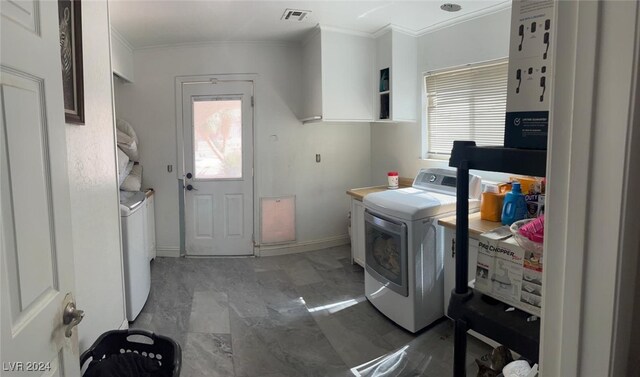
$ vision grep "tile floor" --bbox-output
[131,245,491,377]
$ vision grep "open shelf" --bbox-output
[448,289,540,361]
[379,92,390,120]
[448,140,547,377]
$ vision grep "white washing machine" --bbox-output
[120,191,151,321]
[363,168,481,332]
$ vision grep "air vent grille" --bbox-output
[281,8,311,22]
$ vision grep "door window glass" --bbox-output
[192,98,242,179]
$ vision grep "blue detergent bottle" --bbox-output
[501,182,528,225]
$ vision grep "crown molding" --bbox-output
[318,25,374,39]
[110,26,134,53]
[134,39,298,52]
[371,24,418,39]
[300,24,321,46]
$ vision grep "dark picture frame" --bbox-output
[58,0,84,125]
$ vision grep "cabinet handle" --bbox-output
[451,238,456,258]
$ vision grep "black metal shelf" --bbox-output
[448,289,540,361]
[449,141,547,177]
[448,140,546,377]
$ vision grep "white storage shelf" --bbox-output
[373,29,418,122]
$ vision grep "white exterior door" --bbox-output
[1,1,82,376]
[182,81,254,256]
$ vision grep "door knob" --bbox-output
[186,172,193,179]
[186,184,197,191]
[63,301,84,338]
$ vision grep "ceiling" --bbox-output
[109,0,510,49]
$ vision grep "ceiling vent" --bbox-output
[281,8,311,22]
[440,3,462,12]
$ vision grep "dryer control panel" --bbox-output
[412,168,481,199]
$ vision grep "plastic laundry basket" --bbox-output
[80,329,181,376]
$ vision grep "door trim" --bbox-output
[175,74,258,256]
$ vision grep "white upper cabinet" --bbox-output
[300,27,375,122]
[374,29,418,122]
[111,28,134,82]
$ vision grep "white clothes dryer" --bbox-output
[363,168,481,332]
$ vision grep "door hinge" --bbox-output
[251,96,254,107]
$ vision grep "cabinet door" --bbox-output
[350,199,366,267]
[389,31,417,121]
[443,227,480,316]
[443,227,456,314]
[301,30,322,120]
[321,30,374,121]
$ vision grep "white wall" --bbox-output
[370,9,512,184]
[66,1,126,350]
[114,42,372,254]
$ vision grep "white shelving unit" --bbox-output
[373,29,418,122]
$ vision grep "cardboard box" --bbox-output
[504,0,557,150]
[475,231,543,316]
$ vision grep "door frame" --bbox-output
[541,1,640,375]
[175,74,258,256]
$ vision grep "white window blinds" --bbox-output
[425,61,508,156]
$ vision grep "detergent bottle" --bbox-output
[501,182,528,226]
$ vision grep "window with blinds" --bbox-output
[424,60,508,156]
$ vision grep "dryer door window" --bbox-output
[364,210,408,297]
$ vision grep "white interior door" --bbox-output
[1,1,82,376]
[183,81,254,256]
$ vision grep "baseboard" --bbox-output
[118,318,129,330]
[257,234,350,257]
[156,247,181,258]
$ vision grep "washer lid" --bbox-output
[363,188,479,221]
[119,191,145,216]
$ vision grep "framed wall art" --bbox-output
[58,0,84,124]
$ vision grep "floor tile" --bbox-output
[283,258,324,286]
[181,333,234,377]
[189,291,230,333]
[131,248,493,377]
[311,301,399,367]
[227,278,269,318]
[230,309,347,377]
[304,249,346,271]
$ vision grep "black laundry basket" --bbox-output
[80,329,181,376]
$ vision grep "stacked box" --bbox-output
[504,0,557,150]
[475,232,543,316]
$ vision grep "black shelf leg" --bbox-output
[454,157,470,377]
[454,318,468,377]
[455,160,469,294]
